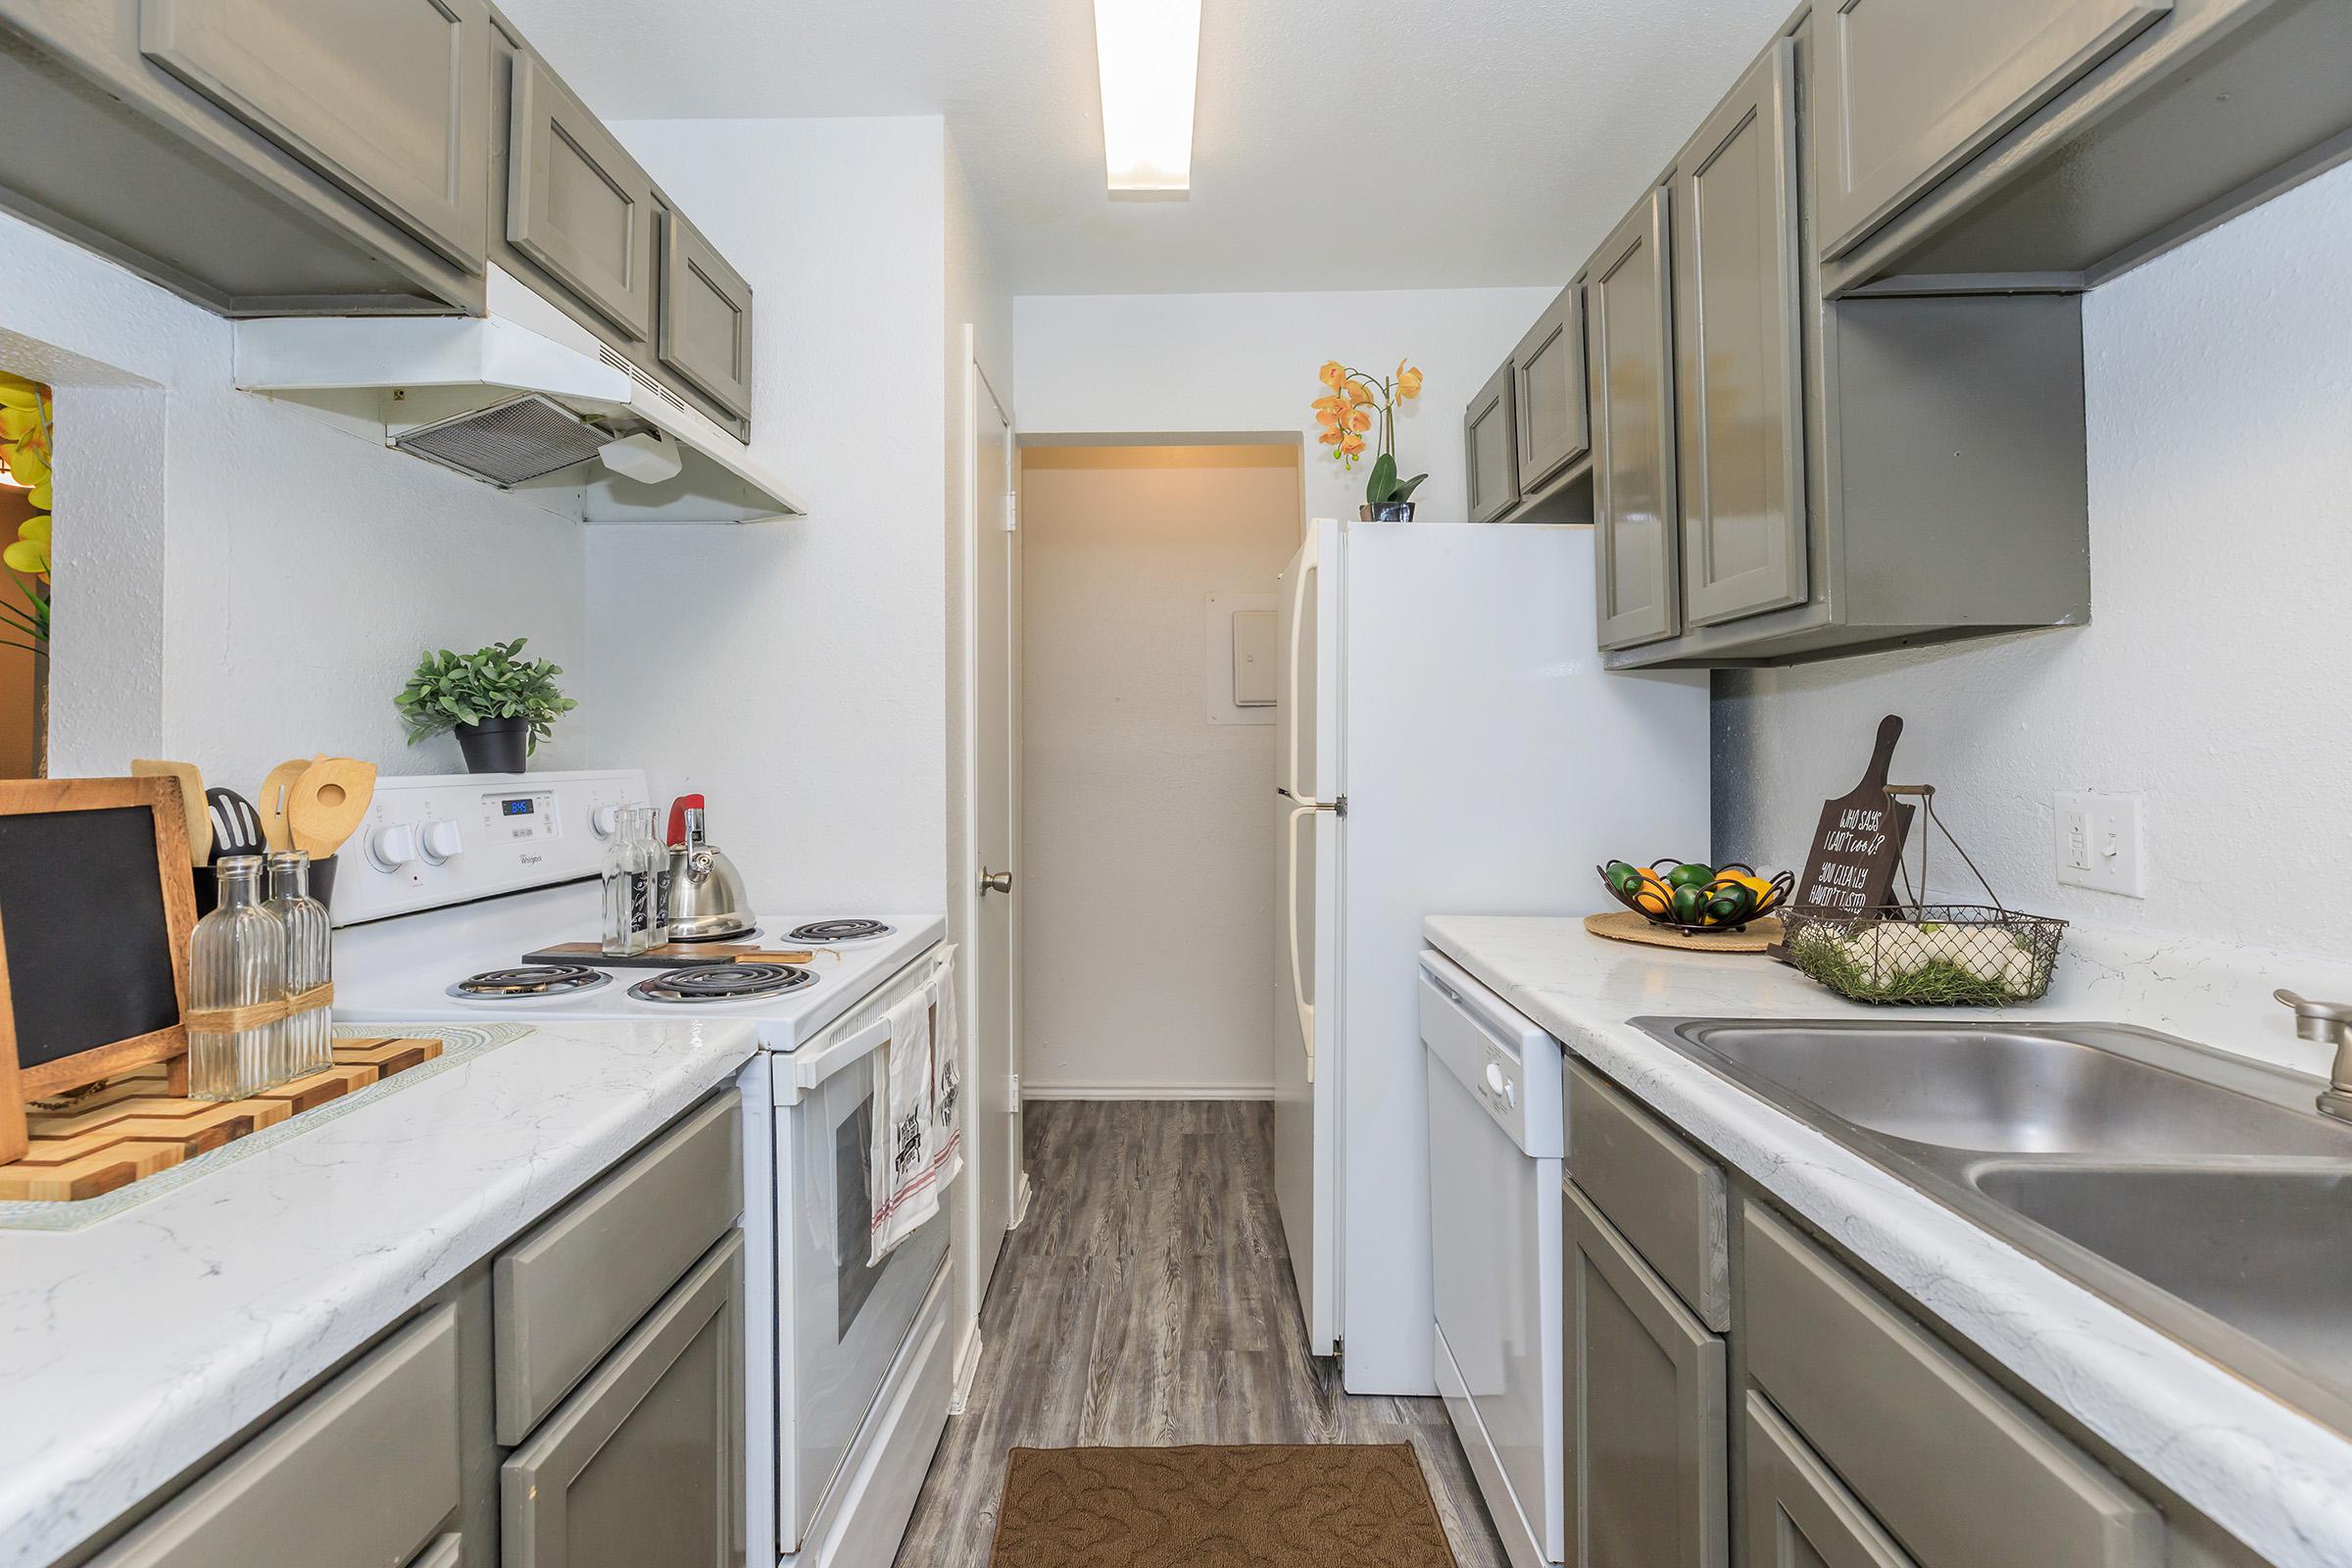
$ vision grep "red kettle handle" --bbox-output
[667,793,703,847]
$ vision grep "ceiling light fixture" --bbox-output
[1094,0,1200,197]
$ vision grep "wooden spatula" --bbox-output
[130,759,208,865]
[288,757,377,858]
[256,758,310,853]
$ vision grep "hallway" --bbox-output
[896,1100,1510,1566]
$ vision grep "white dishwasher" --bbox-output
[1420,949,1565,1568]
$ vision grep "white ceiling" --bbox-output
[498,0,1798,296]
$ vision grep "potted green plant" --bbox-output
[395,638,576,775]
[1310,359,1427,520]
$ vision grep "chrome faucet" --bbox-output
[2276,990,2352,1120]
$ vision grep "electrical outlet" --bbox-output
[2054,791,2146,898]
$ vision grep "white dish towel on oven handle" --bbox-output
[869,945,961,1264]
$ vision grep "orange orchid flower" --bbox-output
[1318,361,1348,390]
[1396,363,1424,400]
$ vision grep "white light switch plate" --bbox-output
[2054,791,2146,898]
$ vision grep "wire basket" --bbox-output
[1596,859,1793,935]
[1776,786,2068,1005]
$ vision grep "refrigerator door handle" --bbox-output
[1284,525,1320,799]
[1285,798,1316,1082]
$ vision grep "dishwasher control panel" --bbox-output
[1418,950,1563,1158]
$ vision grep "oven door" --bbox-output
[775,952,952,1549]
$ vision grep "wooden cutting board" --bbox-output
[0,1036,440,1202]
[520,942,819,968]
[1584,910,1785,955]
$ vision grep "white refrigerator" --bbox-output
[1274,516,1709,1395]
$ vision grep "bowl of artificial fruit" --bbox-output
[1598,858,1793,934]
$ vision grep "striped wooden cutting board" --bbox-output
[0,1036,441,1202]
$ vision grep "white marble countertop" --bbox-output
[0,1018,760,1568]
[1425,915,2352,1568]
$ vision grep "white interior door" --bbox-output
[969,355,1022,1311]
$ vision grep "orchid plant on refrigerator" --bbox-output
[1310,359,1426,518]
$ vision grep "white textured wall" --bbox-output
[1716,160,2352,956]
[589,118,949,909]
[1019,447,1299,1096]
[1013,286,1556,522]
[0,211,588,789]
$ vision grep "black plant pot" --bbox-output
[455,717,530,775]
[1359,502,1416,521]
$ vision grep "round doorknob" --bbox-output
[979,867,1014,896]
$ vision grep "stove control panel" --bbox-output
[333,769,649,926]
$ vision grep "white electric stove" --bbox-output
[331,770,955,1568]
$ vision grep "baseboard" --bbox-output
[949,1327,984,1416]
[1010,1170,1033,1230]
[1021,1081,1276,1102]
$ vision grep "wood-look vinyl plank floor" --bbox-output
[893,1100,1511,1567]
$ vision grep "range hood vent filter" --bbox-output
[393,393,612,487]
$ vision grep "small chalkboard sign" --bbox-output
[0,777,199,1163]
[1790,715,1915,918]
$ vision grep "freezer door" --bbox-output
[1276,518,1344,803]
[1273,792,1340,1354]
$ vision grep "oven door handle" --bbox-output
[792,1012,895,1093]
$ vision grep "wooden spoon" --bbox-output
[256,758,311,852]
[130,759,208,864]
[288,758,377,858]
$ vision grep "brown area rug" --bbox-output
[989,1444,1458,1567]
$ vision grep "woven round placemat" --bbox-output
[1584,910,1784,955]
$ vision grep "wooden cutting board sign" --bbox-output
[1790,714,1914,917]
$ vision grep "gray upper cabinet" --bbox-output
[659,209,756,422]
[92,1305,461,1568]
[136,0,491,272]
[1562,1180,1728,1568]
[1512,284,1588,491]
[1588,185,1682,650]
[503,1232,748,1568]
[1675,39,1807,628]
[506,50,657,342]
[1814,0,2173,259]
[1463,360,1519,524]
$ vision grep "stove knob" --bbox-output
[418,818,464,865]
[367,822,419,872]
[590,805,619,839]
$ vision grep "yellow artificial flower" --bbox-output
[1318,361,1347,390]
[0,407,40,444]
[4,536,46,576]
[1396,363,1424,400]
[25,479,47,511]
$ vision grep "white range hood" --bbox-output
[233,268,805,524]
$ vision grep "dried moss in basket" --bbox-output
[1784,921,2027,1006]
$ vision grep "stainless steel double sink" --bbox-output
[1634,1017,2352,1433]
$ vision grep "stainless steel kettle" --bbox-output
[663,797,755,941]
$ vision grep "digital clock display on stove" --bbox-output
[502,798,535,816]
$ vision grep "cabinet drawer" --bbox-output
[137,0,491,271]
[1742,1205,2160,1568]
[1512,283,1588,490]
[94,1305,460,1568]
[503,1231,747,1568]
[495,1092,742,1443]
[1565,1058,1728,1331]
[1464,359,1519,523]
[658,208,755,421]
[1814,0,2173,258]
[1744,1392,1916,1568]
[506,50,658,341]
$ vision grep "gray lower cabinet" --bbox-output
[135,0,490,271]
[1742,1204,2161,1568]
[1813,0,2173,258]
[1463,360,1519,523]
[502,1231,748,1568]
[1562,1180,1729,1568]
[1512,283,1588,491]
[91,1305,462,1568]
[659,209,756,422]
[1588,184,1682,651]
[505,49,658,343]
[1674,39,1806,628]
[410,1536,466,1568]
[1743,1393,1917,1568]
